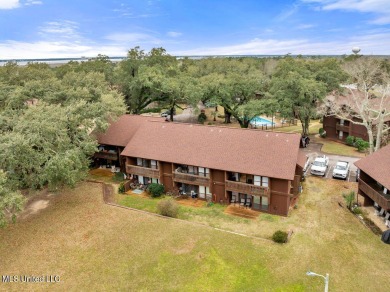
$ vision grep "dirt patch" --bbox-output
[19,195,53,220]
[89,168,115,177]
[224,205,259,219]
[176,198,206,208]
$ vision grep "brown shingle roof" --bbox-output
[121,121,301,181]
[96,115,164,147]
[297,150,308,169]
[354,144,390,190]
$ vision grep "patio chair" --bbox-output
[240,198,245,208]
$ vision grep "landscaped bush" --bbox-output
[118,182,125,194]
[198,112,207,124]
[319,128,326,138]
[139,107,162,114]
[157,198,178,218]
[147,183,165,198]
[355,138,369,152]
[345,135,356,146]
[113,172,125,182]
[352,207,363,215]
[272,230,288,243]
[343,191,355,210]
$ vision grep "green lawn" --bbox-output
[311,136,366,157]
[1,179,389,291]
[273,119,322,135]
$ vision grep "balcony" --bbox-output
[225,180,270,196]
[94,151,118,161]
[172,172,210,186]
[126,164,160,178]
[336,123,350,133]
[359,179,390,210]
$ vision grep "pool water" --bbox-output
[250,117,275,125]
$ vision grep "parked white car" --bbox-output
[310,155,329,176]
[332,161,350,180]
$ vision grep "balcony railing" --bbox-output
[126,164,160,178]
[94,151,118,161]
[336,123,350,132]
[172,172,210,186]
[359,179,390,210]
[225,180,270,196]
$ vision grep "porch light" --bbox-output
[306,271,329,292]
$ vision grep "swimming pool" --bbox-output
[250,117,275,126]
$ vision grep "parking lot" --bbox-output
[302,143,360,182]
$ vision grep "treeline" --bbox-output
[0,58,126,226]
[1,47,389,225]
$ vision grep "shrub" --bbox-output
[198,112,207,124]
[113,172,125,182]
[319,128,326,138]
[345,135,355,146]
[272,230,288,243]
[118,182,125,194]
[147,183,165,198]
[343,191,355,210]
[355,138,369,152]
[352,207,363,215]
[157,198,178,218]
[140,107,162,114]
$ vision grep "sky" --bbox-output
[1,0,390,59]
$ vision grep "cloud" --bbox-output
[167,31,182,38]
[104,32,161,44]
[25,0,42,5]
[301,0,390,24]
[0,40,127,59]
[38,21,81,40]
[0,0,42,9]
[296,24,316,29]
[275,4,300,21]
[172,31,390,56]
[0,0,20,9]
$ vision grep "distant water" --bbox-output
[1,54,390,66]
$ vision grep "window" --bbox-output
[261,196,269,210]
[151,178,159,184]
[384,188,388,195]
[254,176,268,187]
[262,177,269,187]
[253,195,260,209]
[198,186,210,199]
[151,160,157,169]
[199,186,205,199]
[199,167,209,177]
[137,158,142,166]
[188,165,197,174]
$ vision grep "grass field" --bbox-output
[1,178,389,291]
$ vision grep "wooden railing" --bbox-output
[172,172,210,186]
[359,179,390,209]
[94,151,118,160]
[336,123,350,133]
[225,180,270,196]
[126,165,160,178]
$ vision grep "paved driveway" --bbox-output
[302,142,360,182]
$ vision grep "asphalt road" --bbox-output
[302,143,361,182]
